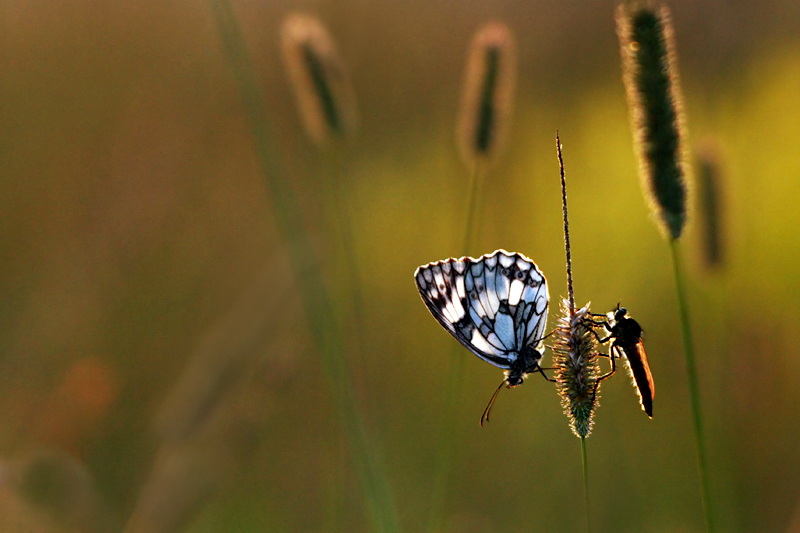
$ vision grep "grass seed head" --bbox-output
[552,300,601,438]
[617,2,689,240]
[281,13,357,147]
[696,140,725,269]
[456,21,517,168]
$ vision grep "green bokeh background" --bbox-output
[1,1,800,531]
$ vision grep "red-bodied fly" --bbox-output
[591,306,654,418]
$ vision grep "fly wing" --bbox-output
[623,341,655,418]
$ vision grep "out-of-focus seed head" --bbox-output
[456,21,517,169]
[551,300,601,438]
[696,139,725,269]
[281,13,357,147]
[617,2,689,240]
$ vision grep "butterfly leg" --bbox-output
[541,329,557,341]
[534,365,557,383]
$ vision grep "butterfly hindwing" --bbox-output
[415,249,549,370]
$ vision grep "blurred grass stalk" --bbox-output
[2,449,105,532]
[280,12,367,394]
[280,14,367,528]
[429,21,517,531]
[125,260,297,533]
[456,21,517,252]
[617,3,713,531]
[205,2,398,531]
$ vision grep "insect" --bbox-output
[414,249,551,425]
[591,306,655,418]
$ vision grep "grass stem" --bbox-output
[670,239,714,533]
[462,160,486,254]
[428,159,485,531]
[581,436,591,533]
[205,1,398,530]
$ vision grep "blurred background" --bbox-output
[1,0,800,531]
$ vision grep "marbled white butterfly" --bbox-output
[414,249,551,424]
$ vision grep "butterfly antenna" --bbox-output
[480,380,506,427]
[557,131,575,316]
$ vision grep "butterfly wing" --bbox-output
[414,249,549,369]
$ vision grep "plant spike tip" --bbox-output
[617,3,689,240]
[456,21,517,168]
[281,13,357,147]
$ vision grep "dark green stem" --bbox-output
[670,239,714,532]
[581,436,591,533]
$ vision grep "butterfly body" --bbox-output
[414,249,550,390]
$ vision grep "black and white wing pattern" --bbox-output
[414,249,549,385]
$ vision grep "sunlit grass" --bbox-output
[3,2,800,531]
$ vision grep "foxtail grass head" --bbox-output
[617,2,688,240]
[456,21,517,168]
[552,300,601,438]
[281,13,357,147]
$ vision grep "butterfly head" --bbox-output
[505,373,525,387]
[511,344,545,386]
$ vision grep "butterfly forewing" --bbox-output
[414,249,549,370]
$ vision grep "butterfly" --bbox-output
[591,305,654,418]
[414,249,551,425]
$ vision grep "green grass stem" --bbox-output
[427,346,465,533]
[427,159,486,532]
[205,1,398,530]
[462,160,486,254]
[317,146,370,529]
[670,239,714,533]
[581,436,591,533]
[324,148,368,373]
